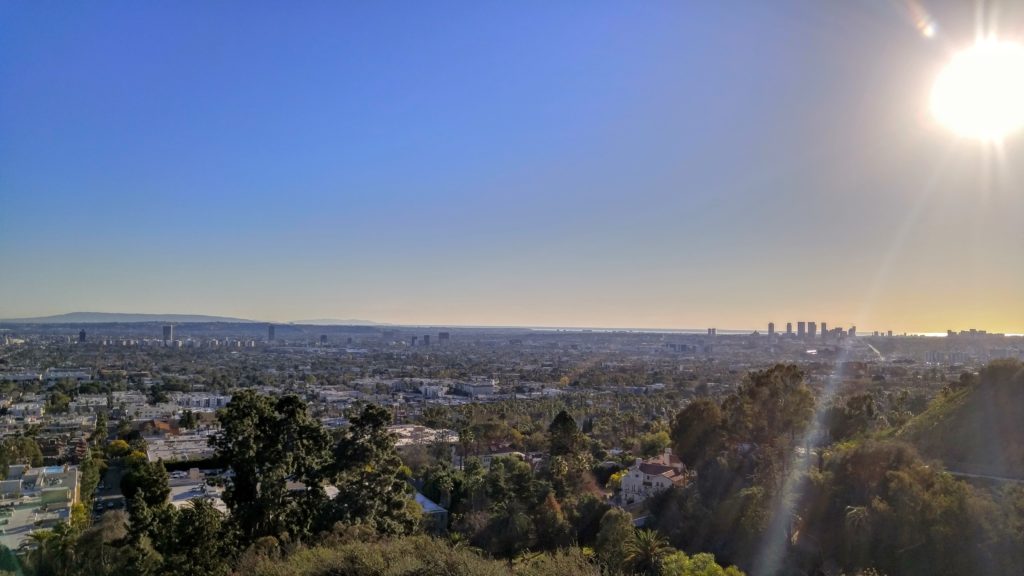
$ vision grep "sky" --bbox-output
[2,1,1024,332]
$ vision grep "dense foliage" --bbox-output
[3,361,1023,575]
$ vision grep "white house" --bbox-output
[619,449,689,505]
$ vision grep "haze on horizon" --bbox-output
[3,2,1024,334]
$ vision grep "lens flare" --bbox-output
[931,39,1024,141]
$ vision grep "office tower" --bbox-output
[786,322,793,335]
[808,322,817,338]
[707,328,713,336]
[797,321,806,337]
[887,330,893,337]
[319,335,327,345]
[423,335,430,346]
[438,332,450,344]
[267,324,276,342]
[411,336,418,346]
[768,322,775,336]
[78,329,86,343]
[821,322,827,337]
[162,325,174,344]
[849,326,856,337]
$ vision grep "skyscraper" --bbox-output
[786,322,793,336]
[78,329,86,343]
[808,322,817,338]
[438,332,450,344]
[422,335,430,346]
[267,324,276,342]
[821,322,827,337]
[162,325,173,344]
[768,322,775,336]
[797,321,806,338]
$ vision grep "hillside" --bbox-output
[897,359,1024,478]
[240,535,598,576]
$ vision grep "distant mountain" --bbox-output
[290,318,382,326]
[0,312,258,324]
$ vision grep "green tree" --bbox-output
[548,410,582,457]
[722,365,813,447]
[178,409,198,430]
[74,511,130,575]
[670,399,724,468]
[160,499,232,576]
[323,403,418,535]
[639,430,672,459]
[211,391,331,542]
[121,458,170,513]
[624,529,672,575]
[595,508,634,574]
[659,550,745,576]
[533,492,572,549]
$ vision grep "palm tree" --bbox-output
[21,529,57,576]
[458,427,475,469]
[624,529,672,575]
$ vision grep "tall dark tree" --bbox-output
[120,458,170,513]
[322,403,419,535]
[211,391,331,542]
[670,398,724,468]
[722,364,814,447]
[548,410,582,457]
[160,500,233,576]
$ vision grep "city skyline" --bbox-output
[3,2,1024,333]
[2,309,1018,337]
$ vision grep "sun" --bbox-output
[930,38,1024,141]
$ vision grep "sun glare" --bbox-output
[930,38,1024,141]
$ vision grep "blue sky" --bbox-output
[3,1,1024,331]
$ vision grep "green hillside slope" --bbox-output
[897,359,1024,478]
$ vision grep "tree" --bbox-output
[639,430,672,459]
[179,409,199,430]
[160,499,232,576]
[121,458,170,512]
[660,550,745,576]
[21,529,59,576]
[548,410,582,458]
[670,399,724,468]
[107,439,132,459]
[595,508,634,574]
[533,492,572,549]
[323,403,419,535]
[46,391,71,414]
[93,412,109,447]
[623,529,672,575]
[722,365,813,447]
[74,511,130,575]
[211,391,331,542]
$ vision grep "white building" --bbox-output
[620,449,689,505]
[8,402,44,419]
[455,378,496,398]
[44,368,92,383]
[173,393,232,411]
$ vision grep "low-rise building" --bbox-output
[0,464,81,550]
